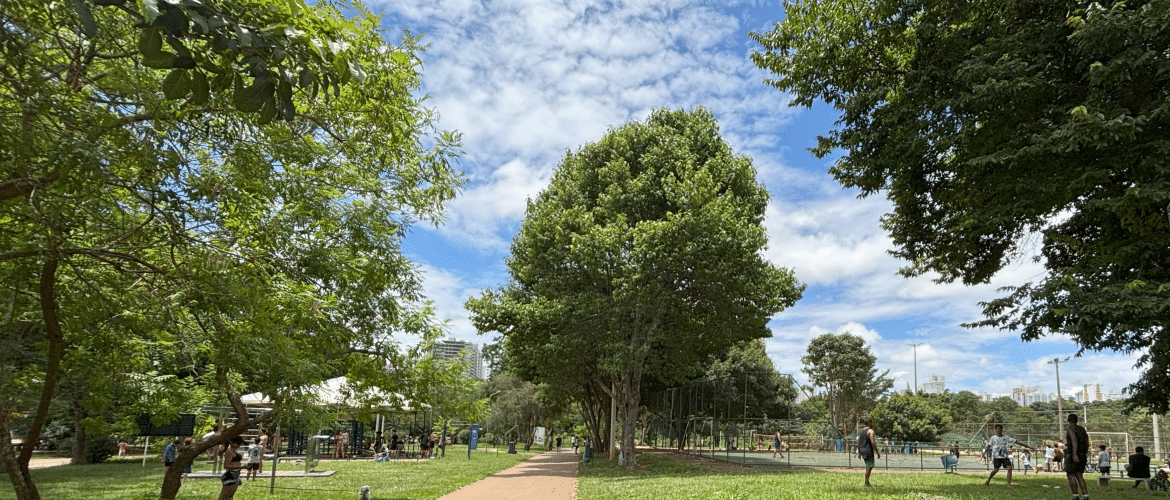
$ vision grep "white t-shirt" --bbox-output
[989,434,1017,459]
[1045,446,1055,460]
[246,444,262,464]
[1099,451,1111,467]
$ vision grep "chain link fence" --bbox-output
[641,372,1170,472]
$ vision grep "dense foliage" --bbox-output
[801,333,893,437]
[468,108,803,468]
[753,0,1170,410]
[0,0,461,498]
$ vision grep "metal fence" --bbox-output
[641,372,1170,471]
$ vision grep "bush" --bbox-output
[86,435,119,464]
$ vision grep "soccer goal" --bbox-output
[1089,432,1132,455]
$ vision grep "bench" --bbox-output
[941,455,958,473]
[1100,476,1159,490]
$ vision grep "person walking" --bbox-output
[180,437,193,479]
[773,429,785,459]
[218,436,246,500]
[555,435,562,453]
[1045,443,1056,472]
[984,424,1031,487]
[1065,413,1090,500]
[857,416,880,487]
[572,435,580,455]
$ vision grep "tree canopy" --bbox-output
[467,107,803,468]
[753,0,1170,410]
[801,332,893,436]
[0,0,461,498]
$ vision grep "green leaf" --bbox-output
[349,59,366,84]
[142,52,176,69]
[278,79,295,121]
[333,55,350,85]
[154,5,188,36]
[188,71,209,105]
[162,69,190,100]
[233,76,274,113]
[138,26,164,57]
[257,99,277,125]
[139,0,160,23]
[75,0,97,38]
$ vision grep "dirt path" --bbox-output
[437,451,579,500]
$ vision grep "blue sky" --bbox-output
[368,0,1141,398]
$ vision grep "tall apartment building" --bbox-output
[1079,383,1103,403]
[433,338,485,380]
[922,374,946,395]
[1011,385,1053,406]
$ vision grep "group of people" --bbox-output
[855,412,1165,499]
[371,429,438,461]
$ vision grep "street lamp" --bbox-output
[908,343,923,394]
[1048,357,1071,438]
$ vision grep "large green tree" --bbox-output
[801,333,894,437]
[753,1,1170,410]
[871,392,951,442]
[0,0,460,498]
[467,108,803,468]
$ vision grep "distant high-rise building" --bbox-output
[433,338,484,380]
[1080,383,1103,403]
[978,392,994,403]
[922,374,946,395]
[1010,385,1052,406]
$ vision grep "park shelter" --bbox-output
[230,376,432,456]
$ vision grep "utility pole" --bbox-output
[1048,357,1070,438]
[908,343,923,394]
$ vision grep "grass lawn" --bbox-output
[1,446,528,500]
[579,452,1169,500]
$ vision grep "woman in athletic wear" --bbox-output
[218,436,246,500]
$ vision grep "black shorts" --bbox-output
[1100,466,1111,475]
[993,458,1012,469]
[164,460,174,467]
[1065,459,1086,475]
[247,463,260,471]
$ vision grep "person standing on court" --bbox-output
[1065,413,1090,500]
[984,424,1030,487]
[773,429,784,459]
[857,416,880,487]
[1098,444,1111,475]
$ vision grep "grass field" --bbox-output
[0,446,527,500]
[578,452,1169,500]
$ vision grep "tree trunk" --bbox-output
[70,396,87,465]
[159,392,271,500]
[1,414,36,500]
[7,257,66,500]
[617,368,641,469]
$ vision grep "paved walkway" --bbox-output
[438,451,579,500]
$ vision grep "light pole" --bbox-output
[1048,357,1070,438]
[908,343,923,394]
